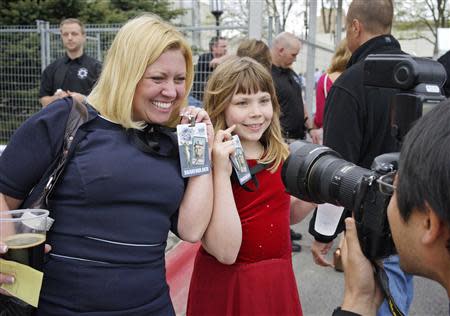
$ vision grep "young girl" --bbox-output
[187,56,316,315]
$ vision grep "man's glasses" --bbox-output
[377,172,397,196]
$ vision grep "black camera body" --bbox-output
[282,141,398,259]
[281,54,446,260]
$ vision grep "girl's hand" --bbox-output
[213,125,236,175]
[180,106,214,148]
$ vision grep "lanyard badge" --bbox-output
[176,114,211,178]
[230,135,252,185]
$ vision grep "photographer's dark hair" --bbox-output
[397,99,450,252]
[347,0,393,34]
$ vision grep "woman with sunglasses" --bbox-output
[0,14,213,315]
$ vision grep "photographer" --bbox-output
[334,100,450,316]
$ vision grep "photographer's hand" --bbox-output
[340,218,383,316]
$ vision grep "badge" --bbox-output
[177,117,211,178]
[230,135,251,185]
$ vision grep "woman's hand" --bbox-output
[0,242,52,296]
[212,125,236,175]
[180,106,214,148]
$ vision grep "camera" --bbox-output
[282,141,398,259]
[281,54,446,260]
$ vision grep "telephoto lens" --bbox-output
[281,141,372,210]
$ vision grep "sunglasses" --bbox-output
[377,172,397,196]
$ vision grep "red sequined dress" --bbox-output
[187,160,302,316]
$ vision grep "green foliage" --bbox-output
[0,0,185,25]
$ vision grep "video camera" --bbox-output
[282,54,446,260]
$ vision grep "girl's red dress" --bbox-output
[187,160,303,316]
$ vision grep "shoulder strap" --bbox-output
[23,98,88,209]
[324,74,329,98]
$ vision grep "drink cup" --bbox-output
[0,209,49,271]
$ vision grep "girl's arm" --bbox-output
[201,127,242,265]
[290,196,317,225]
[177,108,214,242]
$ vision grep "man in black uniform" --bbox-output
[39,18,102,107]
[270,32,319,144]
[310,1,414,315]
[438,50,450,98]
[191,36,228,103]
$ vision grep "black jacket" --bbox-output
[310,35,405,243]
[272,65,306,139]
[323,35,404,168]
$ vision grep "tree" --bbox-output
[265,0,295,32]
[0,0,185,25]
[395,0,449,56]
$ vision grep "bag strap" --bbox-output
[324,74,329,98]
[27,98,88,209]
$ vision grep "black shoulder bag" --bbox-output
[0,98,88,316]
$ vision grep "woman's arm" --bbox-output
[201,127,242,264]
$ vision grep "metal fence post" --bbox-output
[96,33,102,61]
[248,1,263,39]
[37,20,46,72]
[305,0,317,117]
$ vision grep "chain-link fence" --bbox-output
[0,20,333,145]
[0,22,251,144]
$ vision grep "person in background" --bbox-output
[333,100,450,316]
[39,18,102,107]
[314,39,351,139]
[270,32,320,145]
[0,14,213,315]
[310,1,414,315]
[187,57,316,316]
[191,36,229,103]
[236,38,272,71]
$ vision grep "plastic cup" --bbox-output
[0,209,49,271]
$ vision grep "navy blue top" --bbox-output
[0,98,184,315]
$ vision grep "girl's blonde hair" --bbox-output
[88,14,193,129]
[204,56,289,172]
[327,39,351,74]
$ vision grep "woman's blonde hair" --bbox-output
[327,39,351,74]
[88,14,193,129]
[204,56,289,172]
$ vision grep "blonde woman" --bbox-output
[0,14,213,315]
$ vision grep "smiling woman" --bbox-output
[0,14,213,316]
